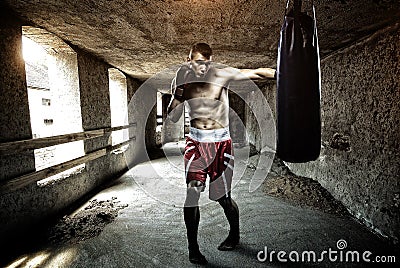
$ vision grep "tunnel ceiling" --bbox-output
[4,0,400,79]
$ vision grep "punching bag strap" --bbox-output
[284,0,290,17]
[294,0,302,12]
[312,1,317,45]
[293,0,302,22]
[292,0,302,51]
[285,0,316,16]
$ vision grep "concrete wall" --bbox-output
[161,93,185,144]
[0,10,36,181]
[245,81,277,151]
[0,10,140,243]
[0,12,92,241]
[77,48,123,188]
[125,77,158,165]
[241,24,399,244]
[286,24,400,243]
[229,92,247,145]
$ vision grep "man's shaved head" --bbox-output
[189,43,213,60]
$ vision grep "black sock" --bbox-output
[218,197,239,240]
[184,206,200,251]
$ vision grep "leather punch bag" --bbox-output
[276,0,321,163]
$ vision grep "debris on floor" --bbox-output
[47,197,128,245]
[262,156,350,217]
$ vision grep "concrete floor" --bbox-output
[4,144,398,268]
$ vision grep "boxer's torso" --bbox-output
[182,67,230,130]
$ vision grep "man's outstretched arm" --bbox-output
[217,67,276,82]
[238,67,276,80]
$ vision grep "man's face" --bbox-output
[188,52,212,78]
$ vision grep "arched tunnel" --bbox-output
[0,0,399,267]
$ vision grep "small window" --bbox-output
[42,98,51,106]
[44,119,53,125]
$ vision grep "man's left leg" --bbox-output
[217,196,240,251]
[210,138,238,250]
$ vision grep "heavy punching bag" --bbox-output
[276,0,321,163]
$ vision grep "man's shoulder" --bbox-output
[176,64,193,77]
[175,65,194,87]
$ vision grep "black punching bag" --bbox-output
[276,0,321,163]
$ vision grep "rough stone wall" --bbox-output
[0,14,130,243]
[229,92,246,145]
[125,76,143,165]
[6,0,400,78]
[125,76,157,165]
[0,10,36,181]
[161,93,185,144]
[245,81,277,151]
[286,24,400,243]
[0,10,36,241]
[77,49,117,188]
[146,103,158,150]
[0,12,93,242]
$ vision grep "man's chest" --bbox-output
[183,82,225,100]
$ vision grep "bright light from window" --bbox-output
[22,36,47,63]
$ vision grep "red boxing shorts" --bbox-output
[184,127,234,201]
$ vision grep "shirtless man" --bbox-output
[167,43,275,264]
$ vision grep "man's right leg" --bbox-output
[184,180,207,265]
[217,196,240,251]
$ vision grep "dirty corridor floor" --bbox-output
[4,144,398,268]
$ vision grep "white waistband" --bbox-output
[188,127,231,142]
